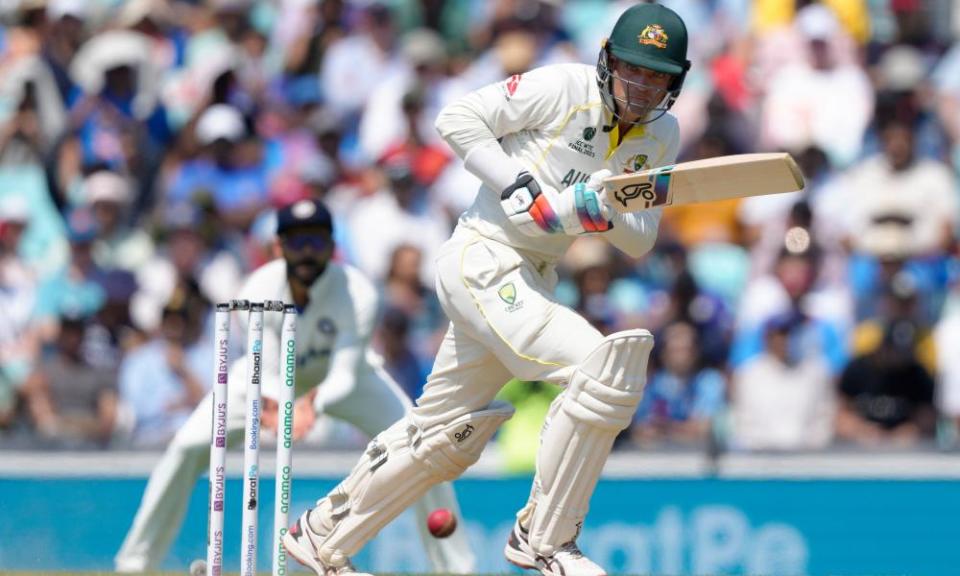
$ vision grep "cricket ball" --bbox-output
[427,508,457,538]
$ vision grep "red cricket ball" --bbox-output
[426,507,457,538]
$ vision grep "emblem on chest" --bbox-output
[625,154,649,173]
[567,125,598,158]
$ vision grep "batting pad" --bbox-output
[310,401,515,566]
[528,329,653,555]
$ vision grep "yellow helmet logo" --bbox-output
[638,24,668,49]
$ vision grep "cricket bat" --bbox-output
[603,153,805,214]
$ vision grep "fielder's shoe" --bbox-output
[283,510,372,576]
[504,520,606,576]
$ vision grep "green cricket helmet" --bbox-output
[597,3,692,124]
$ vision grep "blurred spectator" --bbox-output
[41,0,88,104]
[118,289,210,447]
[751,0,871,44]
[743,197,812,276]
[307,108,369,215]
[164,104,268,231]
[566,237,621,332]
[0,167,70,278]
[631,322,726,447]
[85,268,141,371]
[0,57,66,167]
[344,152,449,284]
[376,85,452,189]
[359,28,452,163]
[0,196,39,429]
[376,306,427,401]
[744,150,851,287]
[847,218,951,325]
[760,4,873,167]
[382,243,446,362]
[61,30,171,216]
[840,116,957,258]
[736,240,852,336]
[82,170,154,273]
[730,311,838,451]
[845,271,939,443]
[863,45,942,161]
[114,0,177,68]
[132,202,237,333]
[649,267,733,369]
[32,208,107,343]
[559,237,651,335]
[837,318,937,447]
[278,0,346,81]
[21,310,118,448]
[262,92,336,209]
[850,272,936,373]
[321,3,400,118]
[456,26,539,91]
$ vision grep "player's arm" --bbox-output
[311,274,379,414]
[601,120,679,257]
[435,67,560,176]
[436,66,611,236]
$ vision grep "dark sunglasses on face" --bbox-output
[282,234,330,251]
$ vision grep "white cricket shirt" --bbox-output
[436,63,680,261]
[234,259,380,399]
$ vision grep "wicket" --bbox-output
[206,299,297,576]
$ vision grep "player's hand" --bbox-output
[500,170,613,236]
[261,396,317,441]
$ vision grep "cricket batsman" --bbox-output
[282,4,690,575]
[114,199,475,574]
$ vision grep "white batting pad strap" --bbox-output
[528,330,653,556]
[312,402,515,565]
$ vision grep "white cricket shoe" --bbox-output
[282,510,372,576]
[504,520,607,576]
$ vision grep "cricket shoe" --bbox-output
[504,520,606,576]
[283,510,372,576]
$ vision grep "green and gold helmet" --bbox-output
[597,3,692,124]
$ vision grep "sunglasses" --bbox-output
[282,234,330,251]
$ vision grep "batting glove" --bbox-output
[500,170,614,237]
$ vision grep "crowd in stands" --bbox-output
[1,0,959,462]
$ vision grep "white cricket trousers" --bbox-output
[413,232,605,428]
[114,357,474,573]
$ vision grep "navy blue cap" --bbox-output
[276,198,334,236]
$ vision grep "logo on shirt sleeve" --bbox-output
[501,74,523,100]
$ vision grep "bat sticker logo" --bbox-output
[613,171,674,209]
[614,182,654,207]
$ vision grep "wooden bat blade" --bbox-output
[603,153,805,214]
